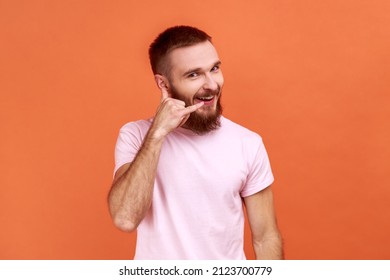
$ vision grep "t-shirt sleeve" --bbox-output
[113,123,144,176]
[240,135,274,197]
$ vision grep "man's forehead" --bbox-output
[168,41,220,73]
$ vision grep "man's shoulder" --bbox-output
[221,116,262,141]
[117,118,153,142]
[120,118,152,132]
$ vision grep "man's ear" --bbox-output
[154,74,169,91]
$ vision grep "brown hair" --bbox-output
[149,25,212,75]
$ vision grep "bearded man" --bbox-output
[108,26,283,260]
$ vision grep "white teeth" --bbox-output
[198,96,213,100]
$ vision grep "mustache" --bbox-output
[194,86,221,99]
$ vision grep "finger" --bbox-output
[169,98,186,107]
[178,102,203,127]
[178,114,190,127]
[160,87,169,102]
[182,101,204,114]
[160,97,186,109]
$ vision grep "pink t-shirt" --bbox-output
[114,116,274,259]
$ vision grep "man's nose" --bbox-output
[202,74,218,91]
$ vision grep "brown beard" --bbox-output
[169,85,223,135]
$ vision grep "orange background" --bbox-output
[1,0,389,259]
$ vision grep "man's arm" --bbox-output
[244,186,284,259]
[107,86,204,232]
[107,130,164,233]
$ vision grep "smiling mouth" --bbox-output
[195,95,216,105]
[196,96,214,101]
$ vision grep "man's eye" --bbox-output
[188,72,198,78]
[211,65,220,72]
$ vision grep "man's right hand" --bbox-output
[149,87,204,139]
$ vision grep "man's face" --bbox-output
[165,41,224,134]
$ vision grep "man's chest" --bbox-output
[156,135,248,198]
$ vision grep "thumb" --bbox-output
[160,86,169,102]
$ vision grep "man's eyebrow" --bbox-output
[182,60,221,77]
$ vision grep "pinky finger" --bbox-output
[182,102,204,114]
